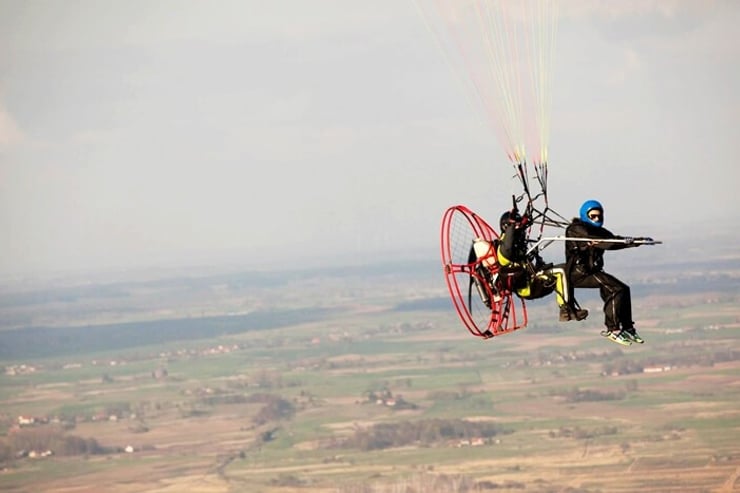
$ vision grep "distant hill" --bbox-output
[1,253,738,360]
[0,308,337,360]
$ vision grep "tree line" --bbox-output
[0,427,111,463]
[0,308,331,359]
[336,418,510,451]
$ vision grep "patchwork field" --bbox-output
[1,256,739,492]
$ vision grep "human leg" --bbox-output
[540,265,587,321]
[525,266,585,321]
[572,270,638,344]
[572,271,627,330]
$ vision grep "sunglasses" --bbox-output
[588,211,602,219]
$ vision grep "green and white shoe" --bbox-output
[623,329,645,344]
[601,329,632,346]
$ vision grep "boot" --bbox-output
[559,305,589,322]
[573,308,589,321]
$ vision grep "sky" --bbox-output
[1,1,739,277]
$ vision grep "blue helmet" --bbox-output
[579,200,604,227]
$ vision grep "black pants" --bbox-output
[570,268,632,330]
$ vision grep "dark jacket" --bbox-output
[497,223,555,300]
[497,223,527,266]
[565,218,632,273]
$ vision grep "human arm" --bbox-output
[585,227,638,250]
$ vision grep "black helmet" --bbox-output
[499,209,527,232]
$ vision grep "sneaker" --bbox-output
[559,306,589,322]
[600,329,632,346]
[623,327,645,344]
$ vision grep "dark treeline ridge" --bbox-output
[1,259,439,309]
[1,427,110,461]
[0,308,334,360]
[337,418,511,451]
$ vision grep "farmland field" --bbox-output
[1,252,739,492]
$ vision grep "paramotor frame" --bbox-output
[440,204,527,338]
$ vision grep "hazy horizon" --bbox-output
[2,1,739,277]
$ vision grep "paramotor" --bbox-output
[416,1,661,339]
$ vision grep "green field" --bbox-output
[1,258,739,493]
